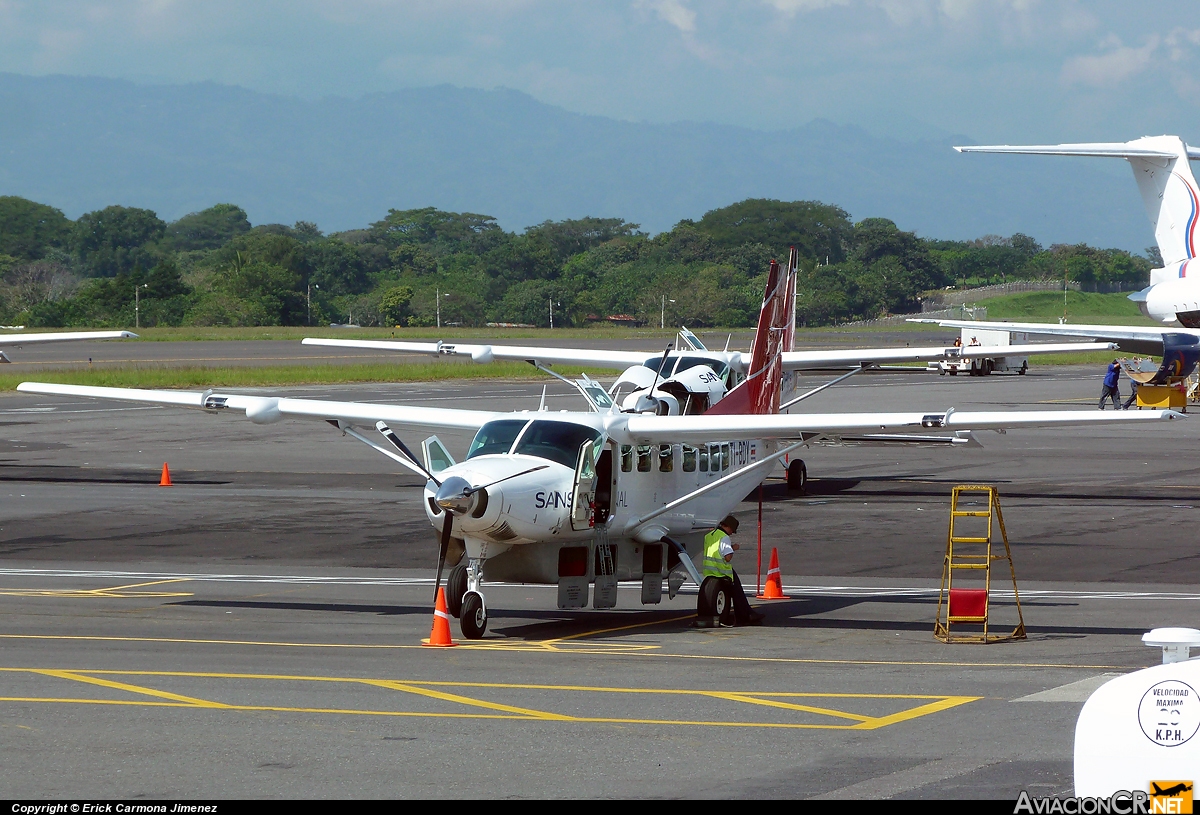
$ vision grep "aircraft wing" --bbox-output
[907,318,1199,348]
[0,330,137,346]
[778,342,1113,370]
[625,407,1182,444]
[15,383,498,432]
[301,337,649,370]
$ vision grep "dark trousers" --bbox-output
[731,570,754,623]
[1122,383,1139,409]
[1099,385,1120,409]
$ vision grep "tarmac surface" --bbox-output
[0,348,1196,799]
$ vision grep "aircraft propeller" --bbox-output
[429,465,548,601]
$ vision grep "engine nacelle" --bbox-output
[1149,332,1200,382]
[1134,269,1200,325]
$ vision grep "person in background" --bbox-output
[1122,357,1141,409]
[1099,359,1121,410]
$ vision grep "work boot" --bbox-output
[746,610,765,625]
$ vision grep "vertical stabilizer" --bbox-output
[956,137,1200,269]
[709,248,798,416]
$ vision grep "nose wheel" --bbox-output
[460,591,487,639]
[446,563,468,618]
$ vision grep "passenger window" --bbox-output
[659,445,674,472]
[682,445,696,472]
[698,446,709,472]
[621,445,633,473]
[637,445,653,472]
[721,443,730,471]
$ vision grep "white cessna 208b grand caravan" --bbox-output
[17,251,1182,638]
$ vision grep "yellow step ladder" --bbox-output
[934,485,1026,643]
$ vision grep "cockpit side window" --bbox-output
[467,420,529,459]
[511,420,603,469]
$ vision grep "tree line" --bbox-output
[0,196,1156,329]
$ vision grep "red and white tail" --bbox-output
[708,247,798,416]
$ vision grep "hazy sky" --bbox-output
[0,1,1197,142]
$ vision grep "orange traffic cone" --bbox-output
[159,463,172,487]
[423,586,456,647]
[756,548,790,599]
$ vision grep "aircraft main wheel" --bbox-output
[460,592,487,639]
[446,564,468,618]
[698,577,733,623]
[1019,363,1027,375]
[786,459,807,493]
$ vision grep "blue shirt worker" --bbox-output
[1098,359,1121,410]
[703,515,764,626]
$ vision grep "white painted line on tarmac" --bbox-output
[1011,673,1123,702]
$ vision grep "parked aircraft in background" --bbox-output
[0,329,137,362]
[915,136,1200,382]
[15,251,1182,639]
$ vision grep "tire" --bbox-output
[949,370,957,376]
[786,459,807,493]
[460,592,487,639]
[698,577,733,623]
[446,564,468,619]
[1019,364,1027,376]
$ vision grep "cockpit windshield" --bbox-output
[641,354,729,380]
[466,420,528,460]
[512,420,603,469]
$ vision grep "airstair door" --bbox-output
[570,437,601,531]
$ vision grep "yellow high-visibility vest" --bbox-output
[702,528,733,579]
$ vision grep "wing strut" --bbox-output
[626,439,809,532]
[781,364,875,411]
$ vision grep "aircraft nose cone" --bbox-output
[435,476,474,515]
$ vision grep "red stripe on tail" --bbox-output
[707,247,798,416]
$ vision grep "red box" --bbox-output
[949,588,988,618]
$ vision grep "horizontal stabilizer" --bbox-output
[955,143,1191,159]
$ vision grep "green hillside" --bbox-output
[971,290,1157,325]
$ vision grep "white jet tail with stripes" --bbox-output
[957,136,1200,324]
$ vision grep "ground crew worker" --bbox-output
[1099,359,1121,410]
[702,515,764,626]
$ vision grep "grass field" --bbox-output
[963,290,1156,324]
[0,360,603,392]
[0,289,1159,389]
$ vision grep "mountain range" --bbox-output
[0,73,1150,252]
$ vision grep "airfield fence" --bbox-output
[837,305,987,328]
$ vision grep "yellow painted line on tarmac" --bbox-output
[0,668,979,730]
[31,669,230,708]
[0,578,193,599]
[361,679,574,720]
[700,691,873,723]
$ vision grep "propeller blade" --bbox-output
[376,421,441,487]
[434,512,453,603]
[468,464,549,495]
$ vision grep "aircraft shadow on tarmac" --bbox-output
[169,594,1145,640]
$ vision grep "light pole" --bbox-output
[307,282,319,325]
[661,296,675,330]
[549,299,561,329]
[134,283,148,329]
[437,289,451,329]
